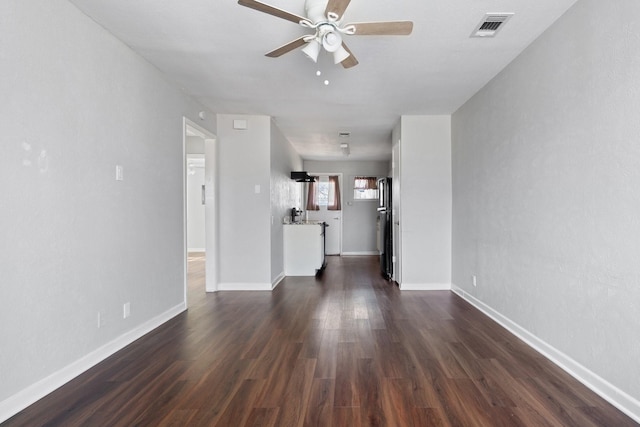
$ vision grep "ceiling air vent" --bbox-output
[471,13,514,38]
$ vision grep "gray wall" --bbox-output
[395,116,452,290]
[452,0,640,416]
[216,115,301,289]
[0,0,216,416]
[271,121,303,284]
[304,160,389,254]
[217,115,272,289]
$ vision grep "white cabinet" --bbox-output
[284,224,324,276]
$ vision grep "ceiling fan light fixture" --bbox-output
[302,39,321,62]
[238,0,414,69]
[322,30,342,52]
[332,45,350,64]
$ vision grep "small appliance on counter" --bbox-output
[291,207,303,223]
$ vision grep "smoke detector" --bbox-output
[471,13,514,38]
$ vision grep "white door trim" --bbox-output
[183,118,218,304]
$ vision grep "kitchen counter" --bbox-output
[287,220,323,225]
[283,223,326,276]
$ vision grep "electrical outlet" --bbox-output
[123,302,130,319]
[472,275,477,287]
[115,165,124,181]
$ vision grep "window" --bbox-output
[353,176,379,200]
[306,175,342,210]
[317,181,329,206]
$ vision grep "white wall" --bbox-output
[217,115,272,290]
[186,157,206,252]
[186,135,205,155]
[304,160,389,254]
[0,0,216,420]
[270,121,303,285]
[452,0,640,420]
[186,137,206,252]
[397,116,452,290]
[391,125,402,283]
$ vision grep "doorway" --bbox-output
[306,173,343,255]
[183,118,217,307]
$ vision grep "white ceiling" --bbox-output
[68,0,578,161]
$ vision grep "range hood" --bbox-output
[290,171,316,182]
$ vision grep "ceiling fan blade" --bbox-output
[265,36,308,57]
[325,0,351,20]
[340,43,359,69]
[238,0,306,25]
[348,21,414,36]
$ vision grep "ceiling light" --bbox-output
[322,30,342,53]
[302,39,321,62]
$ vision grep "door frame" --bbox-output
[183,118,218,306]
[392,139,402,284]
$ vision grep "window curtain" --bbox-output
[354,176,378,190]
[328,175,341,211]
[306,177,319,211]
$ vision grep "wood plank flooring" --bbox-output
[4,255,637,426]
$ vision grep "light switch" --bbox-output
[115,165,124,181]
[254,184,261,194]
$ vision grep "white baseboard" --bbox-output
[0,302,186,424]
[188,248,205,253]
[217,282,273,291]
[451,286,640,424]
[400,282,452,291]
[271,272,285,289]
[342,251,379,256]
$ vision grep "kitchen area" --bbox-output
[283,165,392,279]
[283,171,328,276]
[283,206,327,276]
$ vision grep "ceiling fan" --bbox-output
[237,0,413,68]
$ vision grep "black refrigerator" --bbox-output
[377,177,393,280]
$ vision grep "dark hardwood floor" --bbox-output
[4,255,637,426]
